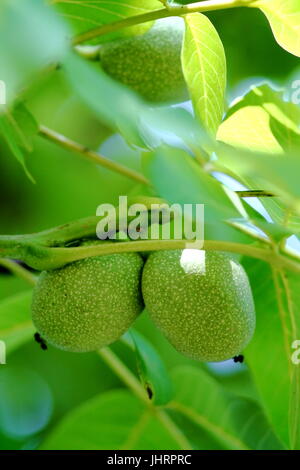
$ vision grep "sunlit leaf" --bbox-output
[182,13,226,135]
[217,143,300,217]
[218,84,300,153]
[253,0,300,57]
[217,84,300,232]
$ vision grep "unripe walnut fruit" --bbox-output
[142,249,256,362]
[99,18,188,103]
[32,253,144,352]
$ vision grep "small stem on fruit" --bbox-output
[39,125,149,186]
[0,258,37,286]
[72,0,251,45]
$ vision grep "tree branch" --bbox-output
[72,0,253,45]
[39,125,149,186]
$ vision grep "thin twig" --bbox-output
[72,0,250,45]
[39,125,149,186]
[97,347,192,449]
[0,258,37,286]
[39,125,275,199]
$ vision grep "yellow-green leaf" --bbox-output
[253,0,300,57]
[54,0,161,44]
[181,13,226,136]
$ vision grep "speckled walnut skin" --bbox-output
[142,249,256,362]
[100,18,188,103]
[32,253,144,352]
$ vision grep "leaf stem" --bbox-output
[40,239,300,273]
[97,347,192,449]
[39,125,149,186]
[154,409,193,450]
[98,348,149,404]
[0,258,37,286]
[168,401,249,450]
[1,236,300,273]
[72,0,252,45]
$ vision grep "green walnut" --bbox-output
[99,18,188,103]
[32,253,144,352]
[142,249,256,362]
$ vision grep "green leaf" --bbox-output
[55,0,160,44]
[123,329,173,406]
[143,145,243,225]
[218,84,300,153]
[0,0,69,103]
[0,104,38,181]
[217,84,300,232]
[0,291,34,354]
[63,52,146,147]
[290,365,300,449]
[182,13,226,135]
[217,145,300,215]
[253,0,300,57]
[171,365,285,450]
[63,52,208,152]
[140,105,213,155]
[243,258,300,448]
[40,390,182,450]
[12,103,39,152]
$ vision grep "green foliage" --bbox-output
[253,0,300,57]
[40,390,181,450]
[182,13,226,135]
[143,145,242,224]
[171,366,285,450]
[55,0,161,44]
[0,104,38,181]
[244,258,300,448]
[218,84,300,154]
[123,330,173,406]
[0,0,299,452]
[0,291,34,354]
[0,0,68,104]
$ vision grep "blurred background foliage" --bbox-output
[0,0,299,450]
